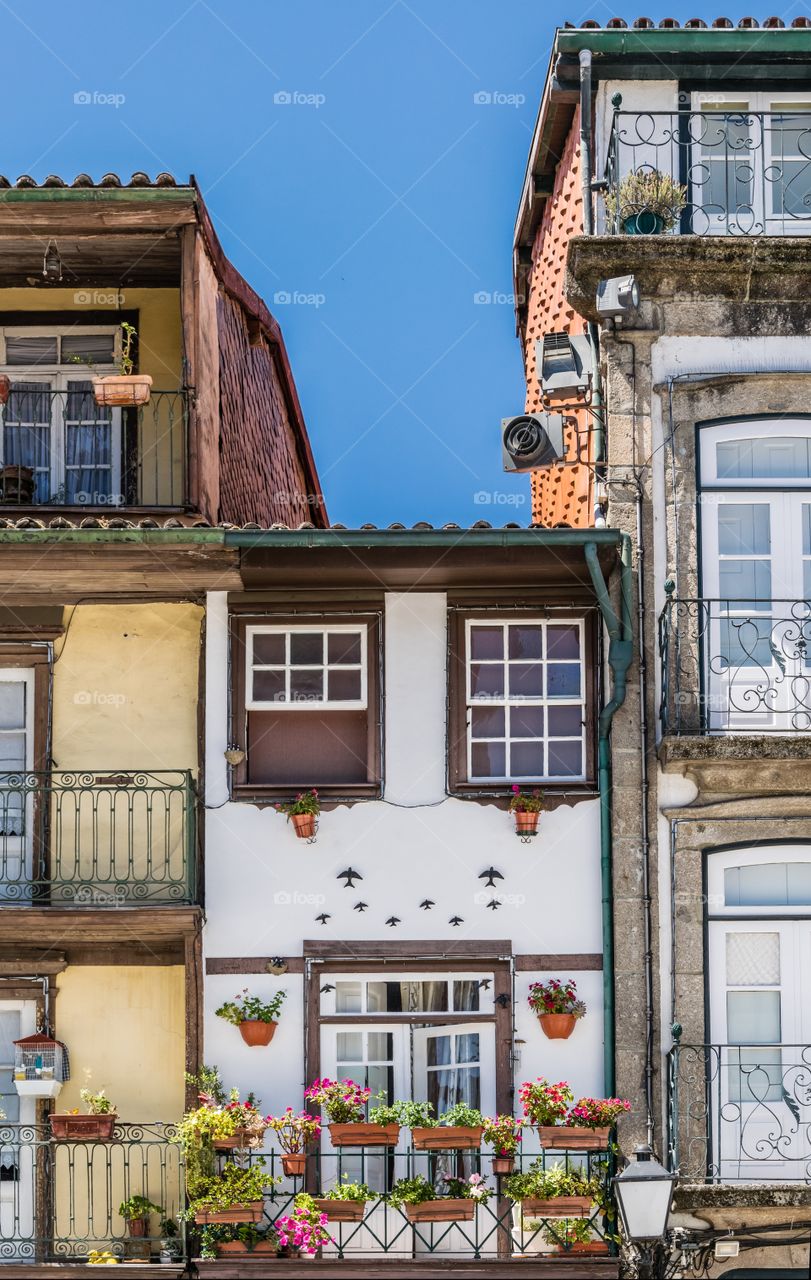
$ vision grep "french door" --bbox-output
[0,1003,36,1255]
[708,919,811,1180]
[0,672,35,900]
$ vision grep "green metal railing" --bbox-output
[0,1123,183,1263]
[0,771,197,906]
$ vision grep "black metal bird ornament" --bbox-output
[479,867,504,888]
[338,868,363,888]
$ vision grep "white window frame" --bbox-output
[321,972,495,1017]
[0,325,122,505]
[464,616,586,783]
[245,623,367,711]
[708,845,811,918]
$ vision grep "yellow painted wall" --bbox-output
[55,965,185,1122]
[0,287,183,387]
[52,603,202,773]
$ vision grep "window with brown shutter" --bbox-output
[230,612,382,799]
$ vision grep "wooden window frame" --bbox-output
[447,606,598,795]
[230,610,383,801]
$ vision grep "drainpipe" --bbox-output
[585,536,633,1097]
[578,48,607,527]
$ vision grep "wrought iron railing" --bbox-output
[669,1044,811,1183]
[0,1122,183,1262]
[0,387,189,508]
[658,593,811,735]
[0,771,197,905]
[605,108,811,236]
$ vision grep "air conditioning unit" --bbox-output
[536,332,592,400]
[502,413,565,472]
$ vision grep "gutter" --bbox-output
[585,535,633,1098]
[225,527,622,550]
[557,28,811,57]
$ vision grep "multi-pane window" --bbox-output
[246,626,366,710]
[327,977,486,1016]
[464,619,585,782]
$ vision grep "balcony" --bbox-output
[669,1043,811,1184]
[0,1122,183,1263]
[0,387,189,511]
[605,109,811,237]
[0,770,196,906]
[658,594,811,736]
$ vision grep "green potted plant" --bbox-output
[266,1108,321,1177]
[504,1160,597,1218]
[189,1159,276,1226]
[215,987,286,1047]
[118,1195,163,1239]
[159,1216,181,1262]
[605,167,687,235]
[509,785,545,837]
[543,1217,608,1255]
[275,789,320,840]
[482,1114,523,1174]
[50,1089,117,1141]
[312,1178,372,1223]
[307,1077,398,1147]
[411,1102,483,1151]
[519,1078,630,1149]
[388,1172,491,1223]
[92,322,153,407]
[528,979,587,1040]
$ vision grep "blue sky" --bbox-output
[6,0,699,526]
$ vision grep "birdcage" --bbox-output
[13,1033,69,1098]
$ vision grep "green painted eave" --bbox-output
[225,527,623,550]
[557,28,811,58]
[0,187,194,204]
[0,528,224,544]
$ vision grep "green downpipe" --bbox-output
[585,536,633,1097]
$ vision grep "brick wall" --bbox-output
[216,294,322,528]
[523,108,594,528]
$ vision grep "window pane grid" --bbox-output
[466,620,585,782]
[248,625,366,710]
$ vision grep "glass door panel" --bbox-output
[0,674,33,901]
[2,381,53,503]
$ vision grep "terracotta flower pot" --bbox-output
[557,1242,609,1255]
[328,1122,400,1147]
[411,1125,483,1150]
[290,812,317,839]
[194,1201,264,1225]
[521,1196,593,1218]
[252,1240,279,1255]
[0,376,10,405]
[281,1153,307,1177]
[216,1241,249,1255]
[213,1124,266,1150]
[404,1199,475,1223]
[537,1125,611,1150]
[513,810,540,836]
[312,1198,366,1222]
[538,1012,577,1040]
[93,374,152,407]
[49,1113,117,1142]
[238,1019,277,1047]
[491,1156,515,1175]
[126,1218,149,1238]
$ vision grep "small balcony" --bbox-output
[604,109,811,237]
[0,387,189,511]
[669,1043,811,1184]
[0,770,196,907]
[658,595,811,736]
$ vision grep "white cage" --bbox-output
[13,1033,69,1099]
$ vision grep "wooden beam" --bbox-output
[0,906,202,944]
[514,953,603,971]
[303,940,513,961]
[185,927,203,1107]
[206,956,304,974]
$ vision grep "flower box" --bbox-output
[411,1125,483,1150]
[281,1153,307,1177]
[252,1240,279,1255]
[49,1113,117,1142]
[93,375,152,407]
[521,1196,593,1218]
[216,1241,249,1256]
[312,1198,366,1222]
[537,1125,610,1150]
[404,1199,475,1223]
[557,1242,609,1255]
[328,1122,399,1147]
[213,1125,266,1150]
[239,1019,277,1047]
[194,1201,264,1225]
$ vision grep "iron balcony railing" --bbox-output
[0,771,197,906]
[0,1122,183,1263]
[605,108,811,237]
[669,1044,811,1183]
[0,387,189,508]
[658,593,811,735]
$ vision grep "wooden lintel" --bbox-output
[206,956,305,975]
[514,953,603,971]
[0,906,202,946]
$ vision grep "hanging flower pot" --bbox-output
[538,1012,577,1040]
[281,1153,307,1177]
[291,813,317,840]
[491,1156,515,1176]
[508,786,544,837]
[514,811,539,837]
[93,374,153,407]
[328,1122,399,1147]
[238,1019,277,1047]
[49,1113,117,1142]
[404,1199,475,1223]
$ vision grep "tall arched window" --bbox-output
[698,418,811,731]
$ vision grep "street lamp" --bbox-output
[613,1145,677,1278]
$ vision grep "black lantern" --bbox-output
[42,240,62,281]
[614,1145,676,1244]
